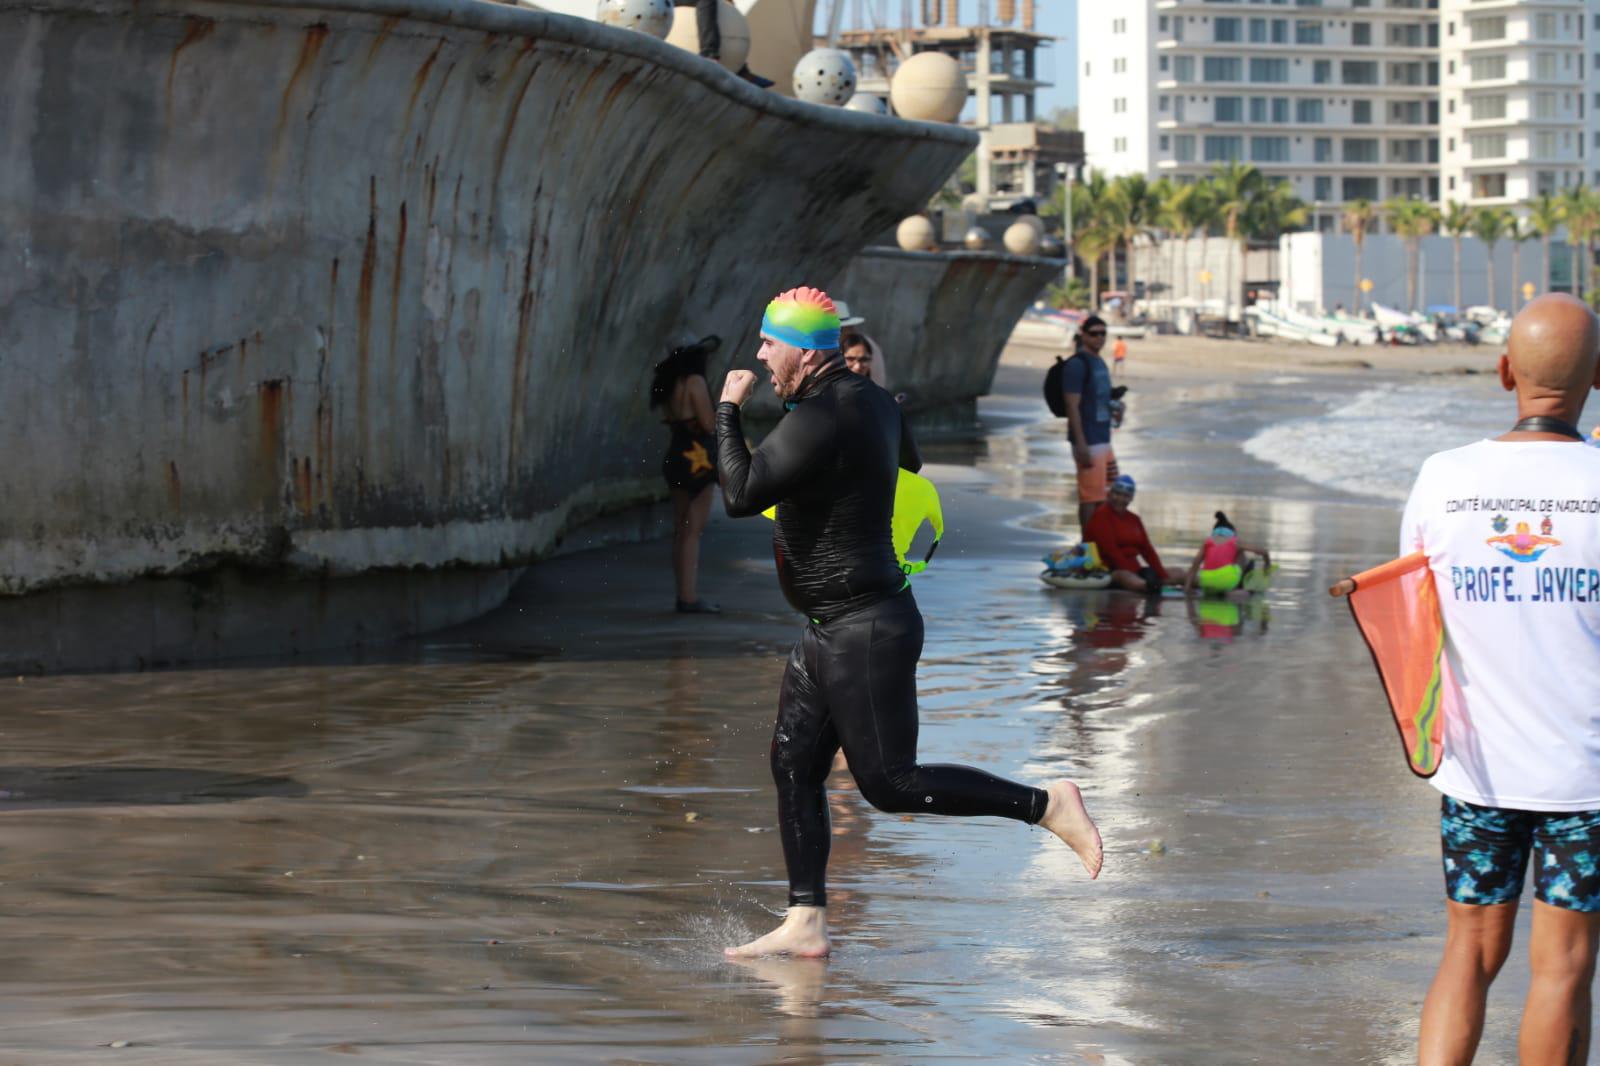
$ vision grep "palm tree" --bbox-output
[1342,199,1379,313]
[1150,176,1179,303]
[1107,174,1162,309]
[1563,186,1600,302]
[1075,222,1117,311]
[1526,193,1565,297]
[1386,198,1439,312]
[1510,213,1532,311]
[1066,170,1113,298]
[1167,181,1213,303]
[1209,162,1264,327]
[1470,206,1509,311]
[1440,201,1474,313]
[1246,178,1310,243]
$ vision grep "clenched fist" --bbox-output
[721,369,758,407]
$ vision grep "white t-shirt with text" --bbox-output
[1400,439,1600,811]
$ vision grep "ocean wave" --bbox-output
[1242,379,1508,502]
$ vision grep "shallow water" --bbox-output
[0,366,1553,1063]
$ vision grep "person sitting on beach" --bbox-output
[1401,293,1600,1065]
[1085,475,1169,595]
[1182,511,1271,599]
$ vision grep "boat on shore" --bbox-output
[0,0,974,669]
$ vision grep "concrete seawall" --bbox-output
[0,0,972,667]
[746,248,1061,431]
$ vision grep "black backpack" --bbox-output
[1043,354,1077,417]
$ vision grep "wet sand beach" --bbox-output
[0,333,1549,1063]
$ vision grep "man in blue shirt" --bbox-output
[1062,316,1118,528]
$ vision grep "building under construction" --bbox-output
[833,0,1082,209]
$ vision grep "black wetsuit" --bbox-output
[717,363,1048,908]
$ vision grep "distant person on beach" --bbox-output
[1084,475,1169,595]
[1401,294,1600,1066]
[716,286,1102,958]
[836,300,889,389]
[1182,511,1271,598]
[651,336,722,614]
[1062,315,1119,529]
[1112,335,1128,378]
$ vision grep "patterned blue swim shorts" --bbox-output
[1441,796,1600,912]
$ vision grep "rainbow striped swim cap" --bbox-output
[760,287,841,351]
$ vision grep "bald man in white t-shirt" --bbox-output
[1400,294,1600,1066]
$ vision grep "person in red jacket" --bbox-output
[1085,475,1169,595]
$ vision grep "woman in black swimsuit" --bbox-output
[650,337,721,614]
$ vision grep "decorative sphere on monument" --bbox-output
[897,215,937,252]
[665,2,750,71]
[1003,221,1041,255]
[1016,214,1046,236]
[889,52,968,123]
[844,92,888,114]
[794,49,857,106]
[964,227,990,250]
[596,0,672,37]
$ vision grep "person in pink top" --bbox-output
[1182,511,1272,597]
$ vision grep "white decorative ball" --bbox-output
[844,92,888,114]
[897,215,937,252]
[889,52,968,123]
[596,0,672,38]
[794,49,857,107]
[964,227,990,250]
[1015,214,1046,236]
[665,2,751,72]
[1003,221,1041,255]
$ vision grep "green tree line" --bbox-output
[1041,163,1600,313]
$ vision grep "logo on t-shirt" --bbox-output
[1486,514,1561,563]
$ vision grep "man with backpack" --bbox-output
[1043,316,1118,528]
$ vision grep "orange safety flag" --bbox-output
[1333,552,1460,778]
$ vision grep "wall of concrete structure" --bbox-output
[745,247,1060,429]
[1135,234,1565,316]
[1281,233,1560,314]
[0,0,973,624]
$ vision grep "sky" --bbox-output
[1034,0,1077,115]
[818,0,1080,116]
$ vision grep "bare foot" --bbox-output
[724,906,831,958]
[1040,780,1103,879]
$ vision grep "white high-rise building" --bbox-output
[1080,0,1441,230]
[1438,0,1591,206]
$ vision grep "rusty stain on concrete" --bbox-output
[166,460,182,511]
[274,23,330,146]
[166,16,215,103]
[356,177,378,481]
[388,200,408,368]
[362,15,400,74]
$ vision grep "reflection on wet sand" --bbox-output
[0,363,1532,1062]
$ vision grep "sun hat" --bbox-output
[833,299,866,328]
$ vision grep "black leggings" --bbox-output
[771,591,1047,907]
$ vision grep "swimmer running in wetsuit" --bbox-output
[716,287,1104,959]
